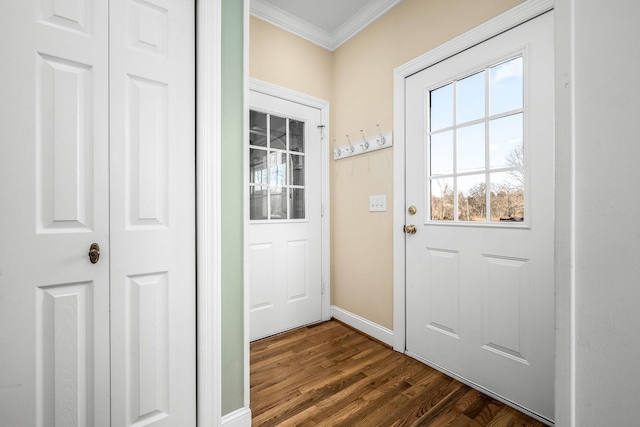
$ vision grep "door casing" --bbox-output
[196,0,228,425]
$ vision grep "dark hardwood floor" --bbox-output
[251,320,546,427]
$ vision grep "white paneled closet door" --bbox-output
[0,0,195,425]
[109,0,196,425]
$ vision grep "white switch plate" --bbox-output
[369,195,387,212]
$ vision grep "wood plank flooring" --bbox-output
[251,320,547,427]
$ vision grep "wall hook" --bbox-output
[360,130,369,150]
[345,135,354,154]
[376,124,387,146]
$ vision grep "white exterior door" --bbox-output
[405,13,554,421]
[248,90,323,341]
[0,0,195,425]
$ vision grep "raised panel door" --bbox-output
[405,12,555,422]
[0,0,111,425]
[109,0,196,424]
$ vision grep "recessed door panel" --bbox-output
[126,75,168,228]
[481,255,530,363]
[425,248,459,337]
[287,240,308,302]
[249,243,275,310]
[127,0,168,56]
[126,273,169,423]
[39,0,92,34]
[37,282,94,427]
[37,54,94,233]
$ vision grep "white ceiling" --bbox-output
[250,0,404,51]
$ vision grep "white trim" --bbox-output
[250,0,333,50]
[249,0,402,51]
[221,407,252,427]
[242,0,252,411]
[331,306,394,347]
[196,0,222,425]
[553,0,576,425]
[392,0,555,354]
[331,0,403,50]
[248,78,332,322]
[250,79,329,111]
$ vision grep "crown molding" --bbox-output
[332,0,403,50]
[250,0,333,49]
[250,0,403,51]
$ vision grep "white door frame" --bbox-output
[392,0,575,425]
[196,0,224,425]
[246,78,332,326]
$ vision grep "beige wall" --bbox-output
[250,0,523,330]
[249,15,333,101]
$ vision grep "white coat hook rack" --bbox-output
[333,126,393,160]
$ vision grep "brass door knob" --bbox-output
[88,243,101,264]
[404,224,417,235]
[408,206,417,215]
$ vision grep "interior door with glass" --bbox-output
[248,91,323,341]
[405,12,554,421]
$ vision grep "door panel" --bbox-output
[0,0,110,425]
[249,91,323,341]
[109,0,196,424]
[405,12,554,421]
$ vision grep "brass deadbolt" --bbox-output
[408,206,417,215]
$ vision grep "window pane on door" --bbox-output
[270,115,286,150]
[270,187,287,219]
[290,154,304,186]
[430,83,454,131]
[250,186,267,220]
[290,188,305,219]
[270,151,287,187]
[430,131,453,175]
[457,174,487,222]
[250,111,267,147]
[490,57,523,115]
[490,172,524,221]
[250,149,267,184]
[457,123,485,173]
[430,177,454,221]
[490,113,523,169]
[457,71,485,124]
[290,120,304,152]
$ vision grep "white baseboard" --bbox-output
[330,305,394,347]
[221,407,252,427]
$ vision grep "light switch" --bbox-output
[369,195,387,212]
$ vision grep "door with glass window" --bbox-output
[405,12,554,421]
[248,90,323,341]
